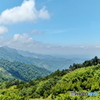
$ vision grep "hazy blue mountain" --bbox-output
[0,46,29,62]
[18,50,52,59]
[0,46,86,71]
[18,49,88,71]
[17,50,77,71]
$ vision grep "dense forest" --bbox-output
[0,59,51,82]
[0,57,100,99]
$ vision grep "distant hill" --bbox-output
[0,46,29,63]
[18,49,52,59]
[0,59,51,82]
[0,46,78,71]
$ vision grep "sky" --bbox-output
[0,0,100,57]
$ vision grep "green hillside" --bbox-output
[51,65,100,100]
[0,67,15,82]
[0,57,100,100]
[0,59,51,82]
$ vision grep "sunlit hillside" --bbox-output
[0,57,100,100]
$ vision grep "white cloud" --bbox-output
[0,0,50,24]
[10,33,33,44]
[0,26,8,34]
[6,33,47,51]
[38,6,50,19]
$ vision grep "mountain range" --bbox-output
[0,46,86,72]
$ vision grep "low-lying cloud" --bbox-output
[0,33,100,57]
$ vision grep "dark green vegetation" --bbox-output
[0,59,51,82]
[0,67,15,82]
[0,46,82,71]
[0,57,100,100]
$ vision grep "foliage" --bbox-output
[0,57,100,100]
[0,67,15,82]
[69,56,100,71]
[0,59,51,82]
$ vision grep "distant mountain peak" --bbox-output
[1,46,18,53]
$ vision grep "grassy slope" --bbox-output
[29,64,100,100]
[51,64,100,100]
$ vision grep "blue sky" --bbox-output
[0,0,100,56]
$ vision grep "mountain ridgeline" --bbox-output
[0,57,100,100]
[0,46,84,72]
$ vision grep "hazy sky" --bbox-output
[0,0,100,56]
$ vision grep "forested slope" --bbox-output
[0,67,15,82]
[0,57,100,100]
[0,59,51,82]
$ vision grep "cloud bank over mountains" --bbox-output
[0,33,100,57]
